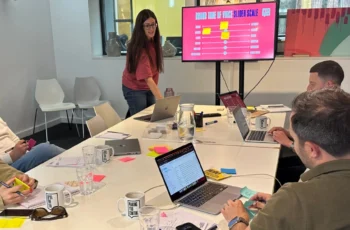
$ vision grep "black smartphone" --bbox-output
[176,222,201,230]
[0,209,33,217]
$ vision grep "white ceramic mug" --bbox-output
[95,145,114,165]
[255,116,271,129]
[117,191,145,220]
[45,184,72,210]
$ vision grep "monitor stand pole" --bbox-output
[215,61,221,105]
[239,61,245,100]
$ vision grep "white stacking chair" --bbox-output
[86,115,108,137]
[93,102,122,128]
[74,77,107,138]
[34,79,80,142]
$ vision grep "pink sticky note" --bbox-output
[154,147,169,155]
[93,174,106,182]
[160,212,167,217]
[119,157,135,163]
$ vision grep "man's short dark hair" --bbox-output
[291,87,350,157]
[309,60,344,85]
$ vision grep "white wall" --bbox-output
[50,0,233,119]
[0,0,59,137]
[50,0,350,120]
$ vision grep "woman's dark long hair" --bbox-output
[127,9,164,74]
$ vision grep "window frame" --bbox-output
[113,0,134,39]
[100,0,134,55]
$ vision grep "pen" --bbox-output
[207,225,218,230]
[205,120,218,126]
[200,111,203,117]
[0,181,24,197]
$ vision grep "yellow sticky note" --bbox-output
[147,151,160,158]
[14,178,30,192]
[196,128,205,132]
[221,31,230,40]
[202,28,211,35]
[220,21,229,30]
[246,106,256,111]
[0,218,26,228]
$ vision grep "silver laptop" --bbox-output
[155,143,241,215]
[105,139,141,156]
[134,95,181,122]
[232,106,275,143]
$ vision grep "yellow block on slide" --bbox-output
[221,31,230,40]
[220,21,229,30]
[202,28,211,35]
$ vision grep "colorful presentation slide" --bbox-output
[182,2,277,61]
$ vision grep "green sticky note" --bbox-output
[247,209,256,220]
[0,218,26,228]
[244,200,254,208]
[240,186,257,199]
[147,151,160,158]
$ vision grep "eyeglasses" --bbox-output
[31,206,68,221]
[143,23,157,30]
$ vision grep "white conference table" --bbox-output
[21,105,285,230]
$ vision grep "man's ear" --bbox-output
[304,141,322,159]
[325,80,334,87]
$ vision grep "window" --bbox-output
[101,0,186,55]
[114,0,133,41]
[278,0,350,37]
[100,0,133,55]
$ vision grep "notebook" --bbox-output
[20,182,80,208]
[47,157,85,168]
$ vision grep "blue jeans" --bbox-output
[122,85,156,116]
[11,143,65,172]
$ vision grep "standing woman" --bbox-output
[122,9,164,117]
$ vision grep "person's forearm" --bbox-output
[146,78,163,100]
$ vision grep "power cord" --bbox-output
[244,59,275,100]
[144,185,180,210]
[144,184,164,193]
[228,173,282,187]
[220,70,230,92]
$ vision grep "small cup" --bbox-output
[95,145,114,165]
[194,114,203,128]
[139,206,160,230]
[82,145,96,166]
[255,116,271,129]
[117,191,145,220]
[44,184,72,210]
[76,165,94,195]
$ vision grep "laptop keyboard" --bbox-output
[247,130,266,141]
[178,183,228,207]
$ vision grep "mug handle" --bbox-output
[64,190,72,206]
[266,117,272,127]
[109,147,115,157]
[117,198,126,216]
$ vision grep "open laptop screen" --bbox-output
[233,107,250,139]
[219,91,246,108]
[156,143,207,201]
